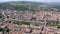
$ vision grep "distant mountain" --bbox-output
[0,1,3,3]
[44,2,60,9]
[0,1,60,12]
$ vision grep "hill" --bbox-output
[0,1,60,12]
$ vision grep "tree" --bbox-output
[30,17,36,21]
[2,26,9,34]
[57,25,60,29]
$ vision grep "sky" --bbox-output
[0,0,60,2]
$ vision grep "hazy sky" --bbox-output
[0,0,60,2]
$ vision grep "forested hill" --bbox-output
[0,1,60,12]
[45,2,60,9]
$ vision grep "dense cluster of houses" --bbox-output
[0,20,60,34]
[2,10,60,21]
[0,10,60,34]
